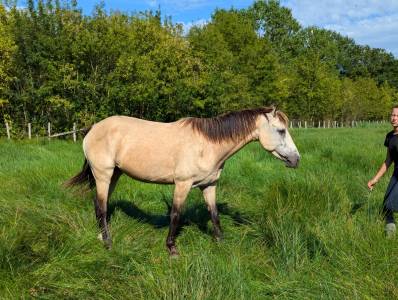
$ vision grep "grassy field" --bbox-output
[1,126,398,299]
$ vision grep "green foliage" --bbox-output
[188,8,288,113]
[0,0,397,132]
[287,52,342,120]
[110,17,204,120]
[0,4,17,119]
[248,0,301,57]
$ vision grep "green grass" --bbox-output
[1,127,398,299]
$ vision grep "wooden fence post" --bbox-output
[73,123,76,142]
[5,121,10,140]
[28,123,31,139]
[48,122,51,140]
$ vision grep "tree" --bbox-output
[248,0,301,57]
[287,53,341,121]
[0,0,396,131]
[0,4,17,125]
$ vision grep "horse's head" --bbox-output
[257,107,300,168]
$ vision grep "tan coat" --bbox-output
[68,107,300,255]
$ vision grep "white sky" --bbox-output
[282,0,398,57]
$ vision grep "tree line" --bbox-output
[0,0,397,134]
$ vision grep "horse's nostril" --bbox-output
[285,154,300,168]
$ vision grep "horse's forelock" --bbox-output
[276,110,289,127]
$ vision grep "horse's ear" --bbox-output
[270,105,277,117]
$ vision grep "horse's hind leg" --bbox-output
[94,180,112,249]
[202,184,222,241]
[108,167,122,201]
[93,168,121,249]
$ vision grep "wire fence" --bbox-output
[0,119,390,141]
[288,119,388,129]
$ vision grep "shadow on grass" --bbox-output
[350,202,365,215]
[107,198,249,237]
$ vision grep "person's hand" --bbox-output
[367,178,377,190]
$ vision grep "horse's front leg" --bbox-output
[166,181,192,257]
[201,184,222,241]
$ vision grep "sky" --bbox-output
[22,0,398,57]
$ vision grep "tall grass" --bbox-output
[1,126,398,299]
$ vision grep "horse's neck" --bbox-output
[213,132,256,164]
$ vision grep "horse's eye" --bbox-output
[277,129,286,136]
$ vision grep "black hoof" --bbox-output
[215,235,223,242]
[168,245,179,257]
[104,239,112,250]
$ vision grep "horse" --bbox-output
[66,107,300,256]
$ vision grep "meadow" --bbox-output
[1,126,398,299]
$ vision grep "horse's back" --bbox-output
[84,115,181,156]
[83,116,196,183]
[86,115,176,141]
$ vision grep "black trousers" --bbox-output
[383,205,395,223]
[383,174,398,223]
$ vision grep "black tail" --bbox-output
[80,126,92,136]
[64,159,95,189]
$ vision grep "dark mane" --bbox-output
[180,107,288,143]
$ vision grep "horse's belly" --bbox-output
[118,161,175,184]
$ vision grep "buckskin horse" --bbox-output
[66,107,300,256]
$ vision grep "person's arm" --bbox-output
[368,150,392,190]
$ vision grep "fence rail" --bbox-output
[1,120,389,141]
[288,119,387,129]
[3,122,83,142]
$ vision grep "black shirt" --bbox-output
[385,131,398,167]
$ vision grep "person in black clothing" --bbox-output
[368,105,398,237]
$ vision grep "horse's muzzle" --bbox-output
[285,153,300,168]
